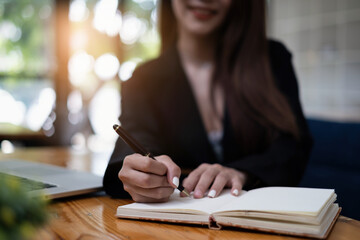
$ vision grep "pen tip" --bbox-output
[183,189,191,197]
[113,124,119,130]
[178,186,191,197]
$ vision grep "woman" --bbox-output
[103,0,312,202]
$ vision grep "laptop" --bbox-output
[0,159,103,199]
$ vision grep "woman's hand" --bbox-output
[182,163,247,198]
[118,154,181,202]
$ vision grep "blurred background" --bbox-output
[0,0,159,154]
[268,0,360,220]
[268,0,360,121]
[0,0,359,174]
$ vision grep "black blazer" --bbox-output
[103,40,313,198]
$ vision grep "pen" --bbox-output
[113,124,190,197]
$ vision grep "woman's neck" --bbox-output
[177,30,217,67]
[176,29,224,134]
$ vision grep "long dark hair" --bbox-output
[159,0,299,153]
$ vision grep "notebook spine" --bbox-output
[208,215,222,230]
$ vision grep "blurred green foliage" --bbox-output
[0,174,50,240]
[123,0,160,62]
[0,0,54,78]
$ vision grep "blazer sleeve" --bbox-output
[103,64,165,198]
[225,41,313,188]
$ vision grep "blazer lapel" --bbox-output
[157,46,218,166]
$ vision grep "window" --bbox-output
[0,0,55,137]
[268,0,360,121]
[68,0,159,152]
[0,0,160,153]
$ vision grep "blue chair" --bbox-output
[299,118,360,220]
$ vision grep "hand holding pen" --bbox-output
[113,124,190,202]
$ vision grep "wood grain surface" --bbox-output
[2,147,360,240]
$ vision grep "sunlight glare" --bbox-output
[69,0,89,22]
[93,0,121,36]
[1,140,15,154]
[119,12,146,45]
[68,51,94,86]
[0,89,26,125]
[118,60,137,81]
[88,85,120,140]
[94,53,120,81]
[26,88,56,131]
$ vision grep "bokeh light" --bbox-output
[67,90,83,114]
[67,90,84,125]
[118,60,137,81]
[68,51,94,86]
[120,12,146,45]
[1,140,15,154]
[71,132,87,150]
[22,4,34,19]
[88,85,120,140]
[39,4,52,19]
[0,89,26,125]
[69,0,89,22]
[0,0,160,147]
[94,53,120,81]
[93,0,121,36]
[26,88,56,131]
[0,20,22,42]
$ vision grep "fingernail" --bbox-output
[232,189,239,196]
[172,177,179,188]
[208,190,216,198]
[194,190,203,198]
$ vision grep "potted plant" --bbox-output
[0,175,49,240]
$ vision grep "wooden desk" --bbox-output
[1,147,360,240]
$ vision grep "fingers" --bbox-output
[230,181,242,196]
[183,163,221,198]
[206,172,228,198]
[182,165,204,196]
[119,153,181,202]
[155,155,181,189]
[230,171,247,196]
[120,153,246,201]
[193,165,220,198]
[183,163,247,198]
[123,183,175,202]
[124,154,168,176]
[120,168,170,188]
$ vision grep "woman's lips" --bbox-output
[189,7,217,21]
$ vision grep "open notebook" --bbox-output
[116,187,340,239]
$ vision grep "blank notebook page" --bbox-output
[118,187,334,215]
[118,189,238,214]
[217,187,335,215]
